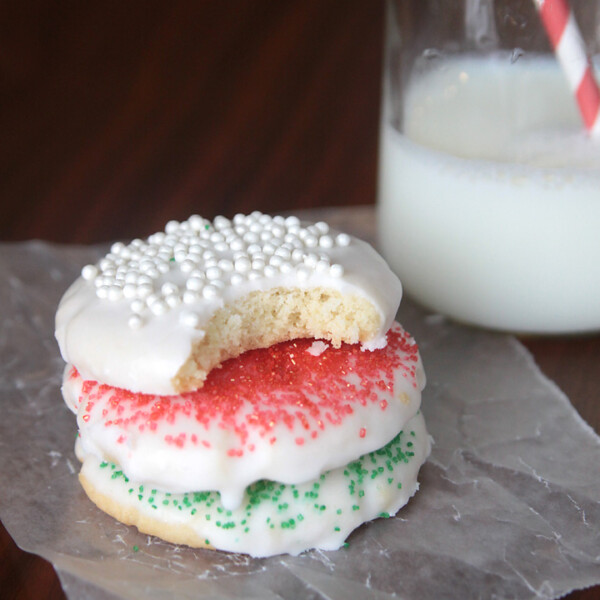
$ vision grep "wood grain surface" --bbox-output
[1,2,598,599]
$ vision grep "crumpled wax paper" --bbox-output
[1,218,599,600]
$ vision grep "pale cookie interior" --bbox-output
[173,287,381,393]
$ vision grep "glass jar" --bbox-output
[377,0,600,333]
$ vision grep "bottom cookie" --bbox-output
[78,412,430,557]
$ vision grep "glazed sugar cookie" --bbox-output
[55,213,430,556]
[55,213,402,395]
[78,412,429,557]
[64,322,425,510]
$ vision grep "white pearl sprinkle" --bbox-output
[189,215,204,231]
[206,266,222,280]
[96,285,109,299]
[264,265,278,278]
[123,283,137,299]
[130,299,145,313]
[234,257,251,273]
[246,243,262,255]
[145,293,159,306]
[304,253,318,268]
[316,260,330,273]
[202,285,219,298]
[81,265,98,280]
[319,235,334,249]
[230,239,245,251]
[150,300,168,315]
[304,235,318,248]
[183,290,200,304]
[296,266,311,281]
[269,255,283,267]
[161,282,179,296]
[336,233,351,247]
[180,260,196,273]
[186,277,204,292]
[330,264,344,278]
[165,220,180,234]
[128,314,143,329]
[136,284,153,299]
[243,232,259,244]
[108,286,123,301]
[230,273,244,285]
[218,259,233,272]
[166,294,182,308]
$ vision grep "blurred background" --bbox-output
[1,0,383,244]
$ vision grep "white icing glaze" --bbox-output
[79,411,430,557]
[55,213,402,395]
[63,323,425,511]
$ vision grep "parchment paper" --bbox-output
[1,215,599,599]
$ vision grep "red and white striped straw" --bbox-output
[534,0,600,134]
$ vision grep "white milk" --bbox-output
[378,55,600,333]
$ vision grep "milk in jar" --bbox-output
[378,54,600,333]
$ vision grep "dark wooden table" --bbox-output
[1,2,598,598]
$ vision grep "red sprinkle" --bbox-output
[74,325,419,456]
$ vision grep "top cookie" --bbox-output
[55,212,402,394]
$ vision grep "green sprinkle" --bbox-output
[205,539,210,545]
[397,482,402,489]
[379,512,390,519]
[334,526,341,532]
[100,461,108,468]
[133,545,139,552]
[336,509,342,515]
